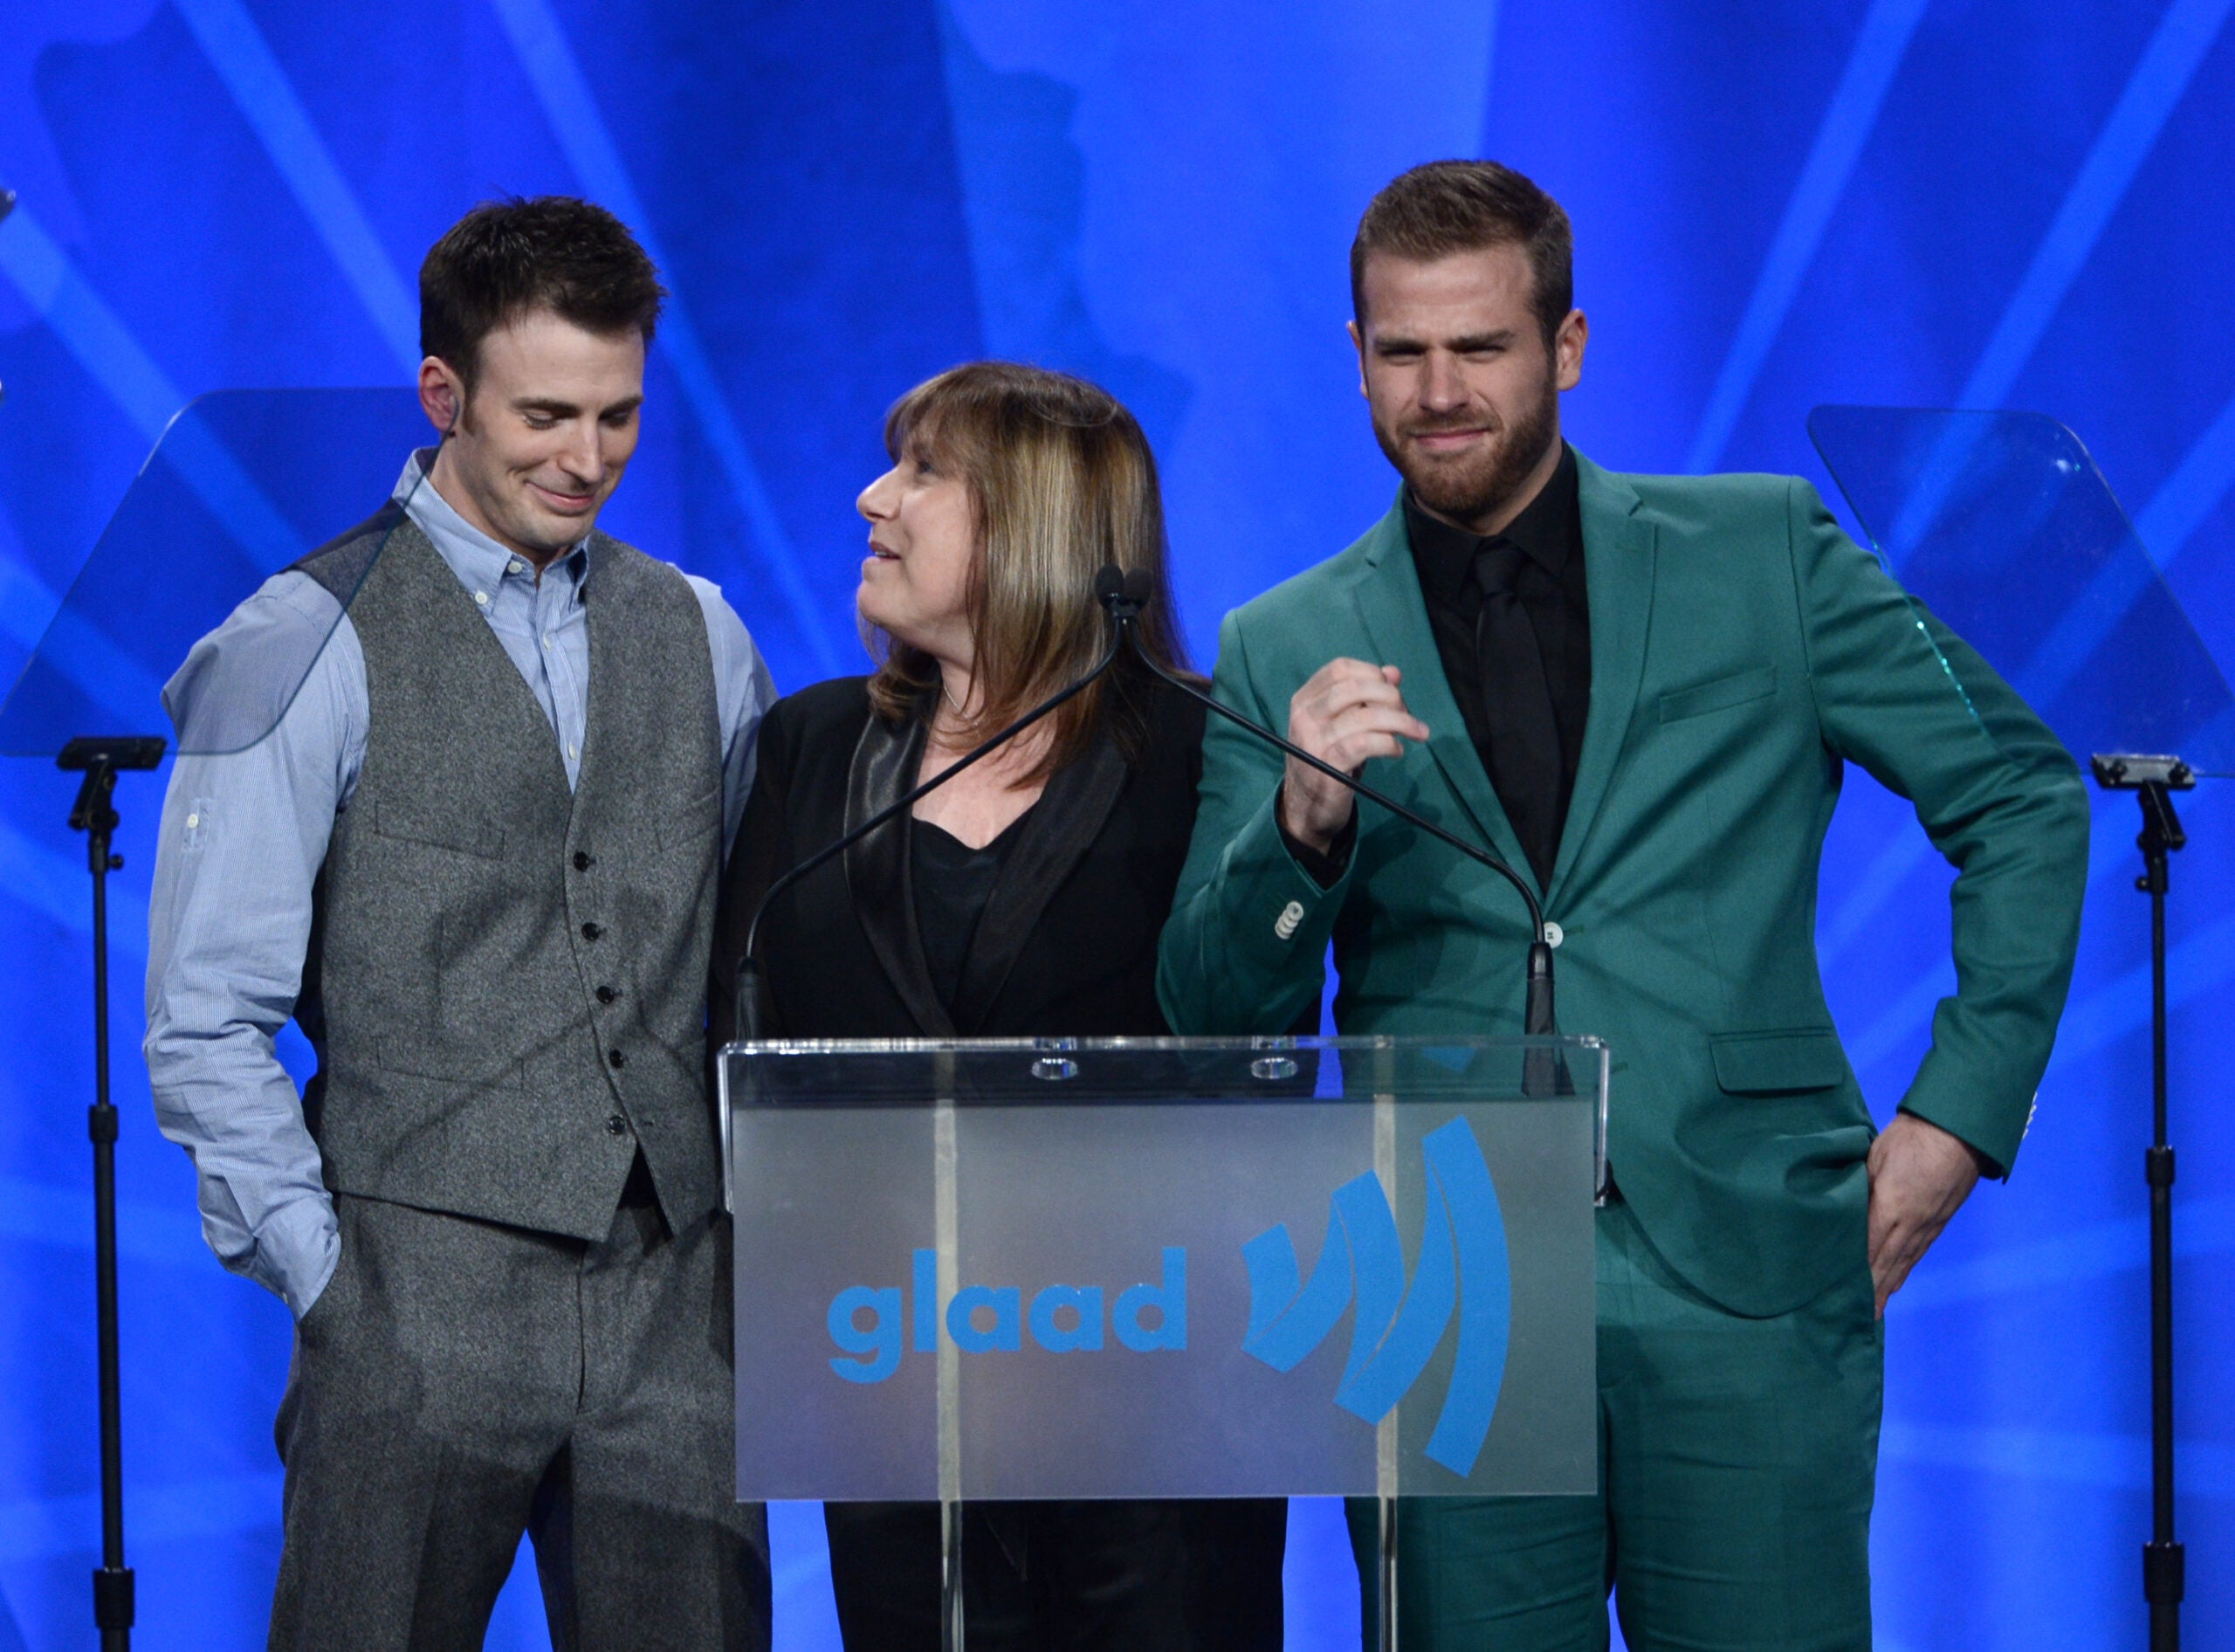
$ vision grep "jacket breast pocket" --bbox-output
[1659,664,1777,725]
[1710,1028,1846,1095]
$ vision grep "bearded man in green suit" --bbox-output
[1158,160,2088,1649]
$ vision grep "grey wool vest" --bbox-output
[292,505,726,1241]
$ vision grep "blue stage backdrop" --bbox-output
[3,3,2232,1648]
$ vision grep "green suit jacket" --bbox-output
[1159,453,2089,1315]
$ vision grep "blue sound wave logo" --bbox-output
[1240,1117,1511,1475]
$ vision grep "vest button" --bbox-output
[573,851,594,871]
[606,1113,628,1135]
[609,1049,626,1069]
[581,921,602,941]
[595,986,617,1005]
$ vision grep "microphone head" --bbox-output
[1096,562,1150,620]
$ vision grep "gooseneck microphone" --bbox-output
[732,623,1127,1042]
[729,565,1555,1057]
[1093,564,1558,1043]
[719,569,1558,1205]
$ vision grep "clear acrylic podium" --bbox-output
[720,1035,1606,1646]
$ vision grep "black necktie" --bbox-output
[1472,540,1563,889]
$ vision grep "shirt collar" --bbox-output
[1403,441,1580,603]
[393,448,590,595]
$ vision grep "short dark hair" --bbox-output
[1350,161,1572,342]
[419,196,667,389]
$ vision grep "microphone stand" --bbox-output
[58,733,168,1652]
[2092,753,2190,1652]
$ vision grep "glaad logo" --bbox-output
[828,1249,1187,1384]
[1240,1117,1511,1475]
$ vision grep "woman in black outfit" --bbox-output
[710,362,1283,1649]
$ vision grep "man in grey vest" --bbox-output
[145,196,776,1649]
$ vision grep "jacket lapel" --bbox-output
[1544,454,1657,910]
[950,734,1128,1032]
[1349,499,1535,885]
[842,707,955,1036]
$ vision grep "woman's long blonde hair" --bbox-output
[864,361,1194,776]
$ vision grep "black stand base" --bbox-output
[2145,1538,2184,1652]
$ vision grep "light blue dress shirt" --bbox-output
[143,451,776,1318]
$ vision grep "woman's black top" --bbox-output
[911,809,1036,1012]
[710,668,1207,1045]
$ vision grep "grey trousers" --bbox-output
[268,1189,770,1650]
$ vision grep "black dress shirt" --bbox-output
[1283,444,1592,890]
[1404,443,1592,885]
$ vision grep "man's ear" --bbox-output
[417,355,464,437]
[1346,317,1369,398]
[1552,309,1588,393]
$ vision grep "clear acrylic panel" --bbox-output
[721,1035,1606,1502]
[0,387,427,756]
[1808,405,2235,775]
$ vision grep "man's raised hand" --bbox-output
[1277,658,1430,852]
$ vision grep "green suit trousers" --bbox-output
[1349,1197,1881,1650]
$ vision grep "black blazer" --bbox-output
[711,670,1207,1045]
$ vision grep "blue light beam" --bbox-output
[2136,384,2235,574]
[486,0,843,674]
[1885,0,2232,556]
[0,203,301,622]
[172,0,422,373]
[1956,0,2235,412]
[1683,0,1929,474]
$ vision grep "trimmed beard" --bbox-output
[1377,368,1559,530]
